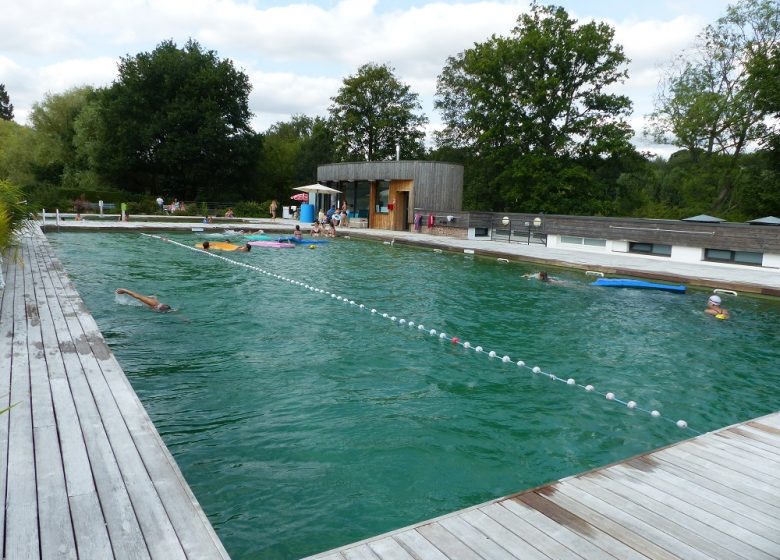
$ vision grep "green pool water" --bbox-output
[48,231,780,559]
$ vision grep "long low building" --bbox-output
[316,161,779,271]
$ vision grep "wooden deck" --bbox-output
[305,412,780,560]
[0,224,229,559]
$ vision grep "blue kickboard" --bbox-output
[591,278,686,293]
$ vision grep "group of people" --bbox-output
[156,196,186,214]
[318,202,349,228]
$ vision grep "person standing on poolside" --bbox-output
[270,199,278,220]
[115,289,171,312]
[705,294,729,319]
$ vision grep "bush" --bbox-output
[234,201,267,217]
[127,198,159,215]
[0,180,28,251]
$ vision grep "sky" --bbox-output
[1,0,736,155]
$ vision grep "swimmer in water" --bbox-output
[522,271,561,283]
[115,288,171,312]
[705,294,729,319]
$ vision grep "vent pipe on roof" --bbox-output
[396,143,400,161]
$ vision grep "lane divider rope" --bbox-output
[142,233,699,435]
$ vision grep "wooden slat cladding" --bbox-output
[318,161,464,213]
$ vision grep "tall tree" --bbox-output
[329,63,428,161]
[0,84,13,121]
[90,39,257,200]
[647,0,780,211]
[258,115,335,200]
[435,2,635,213]
[29,87,97,189]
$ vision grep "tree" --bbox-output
[647,0,780,211]
[29,87,97,190]
[435,2,635,213]
[329,63,428,161]
[90,39,257,201]
[0,84,13,121]
[256,115,335,202]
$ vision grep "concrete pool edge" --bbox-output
[40,217,780,297]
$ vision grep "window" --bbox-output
[474,227,488,237]
[561,235,606,247]
[629,242,671,256]
[375,181,390,214]
[704,248,763,266]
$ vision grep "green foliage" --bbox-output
[258,115,335,201]
[0,84,13,121]
[233,200,267,218]
[435,2,636,214]
[329,63,428,161]
[648,0,780,211]
[0,180,28,251]
[89,39,259,201]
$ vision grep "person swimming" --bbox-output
[115,288,171,312]
[522,271,561,283]
[705,294,729,319]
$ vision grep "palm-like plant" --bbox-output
[0,180,28,290]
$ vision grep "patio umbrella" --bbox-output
[293,184,342,195]
[290,192,309,201]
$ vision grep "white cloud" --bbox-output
[0,0,721,149]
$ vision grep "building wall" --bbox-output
[318,161,464,230]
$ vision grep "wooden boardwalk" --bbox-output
[306,412,780,560]
[0,224,229,559]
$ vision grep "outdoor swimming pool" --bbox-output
[48,231,780,560]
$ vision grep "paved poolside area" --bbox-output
[41,216,780,296]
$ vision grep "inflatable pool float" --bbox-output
[195,241,239,251]
[248,240,296,248]
[591,278,686,293]
[274,235,329,244]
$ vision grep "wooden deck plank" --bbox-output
[500,498,616,560]
[29,234,151,560]
[367,537,416,560]
[518,491,645,560]
[35,229,229,559]
[479,502,584,560]
[0,247,17,556]
[717,427,780,457]
[458,508,549,560]
[437,515,520,560]
[599,464,778,559]
[686,439,780,481]
[643,454,780,519]
[393,530,450,560]
[1,226,230,559]
[657,445,780,502]
[607,463,780,546]
[532,487,674,560]
[32,235,187,560]
[305,414,780,560]
[622,457,779,534]
[416,523,485,560]
[5,234,40,560]
[23,234,80,560]
[568,474,732,560]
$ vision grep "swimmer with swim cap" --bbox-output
[705,294,729,320]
